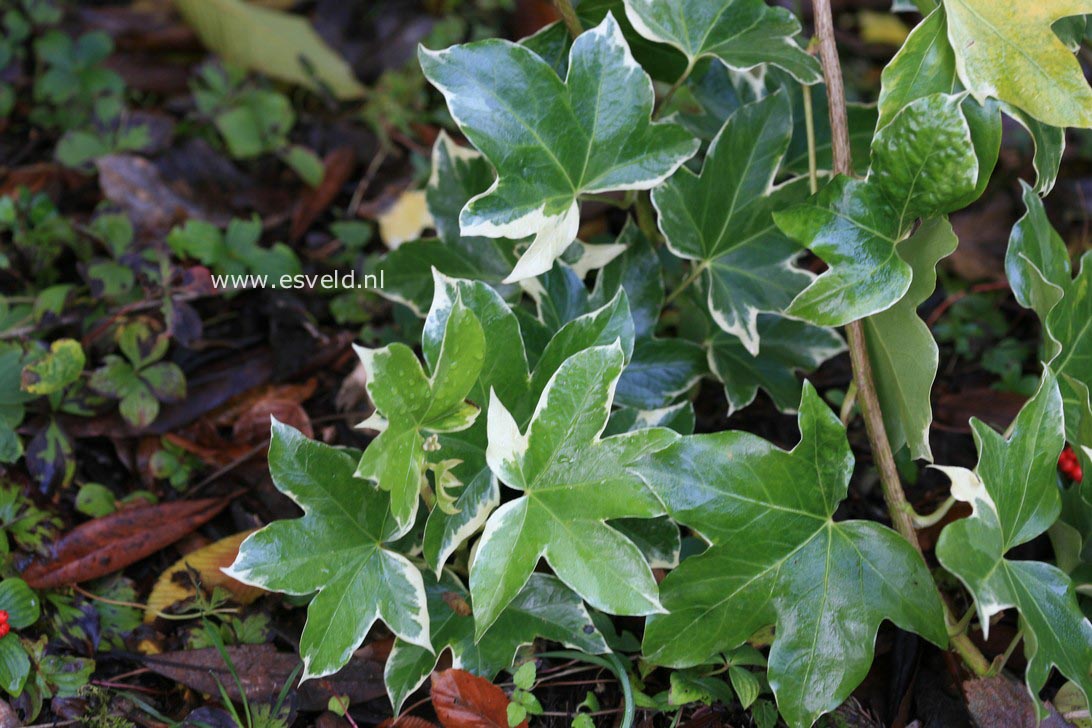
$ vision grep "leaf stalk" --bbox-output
[553,0,583,39]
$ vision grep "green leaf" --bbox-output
[778,93,978,325]
[420,282,507,415]
[26,419,75,490]
[942,0,1092,128]
[707,314,845,415]
[935,372,1092,716]
[175,0,365,99]
[528,290,635,405]
[1045,256,1092,443]
[637,383,946,728]
[610,515,681,568]
[654,92,812,354]
[869,93,978,231]
[0,578,40,629]
[283,145,324,187]
[420,14,697,282]
[1003,104,1065,195]
[379,134,519,315]
[777,177,908,326]
[225,421,430,681]
[862,217,958,461]
[876,7,956,131]
[0,635,29,696]
[385,572,607,712]
[622,0,822,84]
[20,338,84,395]
[1005,181,1071,330]
[471,343,677,636]
[356,300,486,529]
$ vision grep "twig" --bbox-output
[810,0,991,678]
[553,0,583,39]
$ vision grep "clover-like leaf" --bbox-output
[419,13,697,282]
[943,0,1092,129]
[936,372,1092,716]
[225,420,430,681]
[862,217,957,461]
[472,342,677,636]
[637,382,946,728]
[385,572,607,712]
[355,299,485,530]
[777,93,978,325]
[653,91,813,355]
[622,0,821,84]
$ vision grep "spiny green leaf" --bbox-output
[862,217,958,461]
[419,13,697,282]
[942,0,1092,128]
[355,300,486,529]
[936,372,1092,717]
[225,421,430,681]
[637,383,946,728]
[472,342,677,636]
[622,0,821,83]
[654,91,812,355]
[384,572,607,712]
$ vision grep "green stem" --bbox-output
[653,60,695,121]
[553,0,582,39]
[664,261,708,306]
[989,628,1024,676]
[911,494,957,528]
[811,0,992,679]
[802,83,819,194]
[635,191,661,244]
[839,381,858,425]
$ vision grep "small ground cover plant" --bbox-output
[1,0,1091,725]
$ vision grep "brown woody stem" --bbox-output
[810,0,991,677]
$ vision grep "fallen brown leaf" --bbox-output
[291,146,356,241]
[143,644,386,711]
[21,497,231,589]
[430,669,526,728]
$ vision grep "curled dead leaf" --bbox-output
[144,529,264,622]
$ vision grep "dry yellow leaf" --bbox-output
[378,190,433,249]
[858,11,910,46]
[144,530,265,623]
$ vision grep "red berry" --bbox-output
[0,624,9,639]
